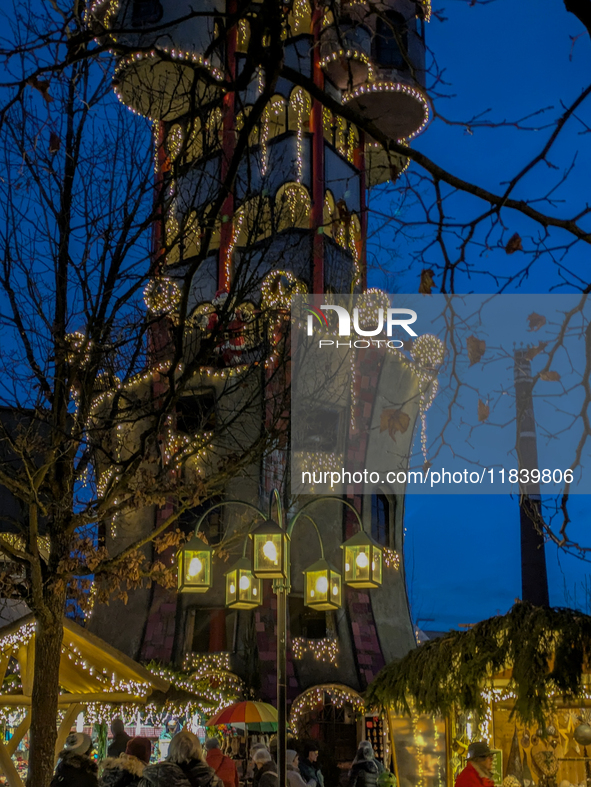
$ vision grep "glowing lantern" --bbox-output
[303,558,342,611]
[341,531,383,588]
[177,536,213,593]
[250,520,289,579]
[225,558,261,609]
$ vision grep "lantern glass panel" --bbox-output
[304,561,342,610]
[253,532,285,578]
[343,543,381,588]
[225,560,261,609]
[178,544,212,593]
[372,546,383,585]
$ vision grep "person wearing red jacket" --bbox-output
[455,742,495,787]
[205,738,239,787]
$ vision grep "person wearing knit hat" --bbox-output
[126,737,152,764]
[51,733,98,787]
[205,738,239,787]
[286,751,308,787]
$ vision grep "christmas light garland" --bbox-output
[292,637,339,665]
[289,684,365,734]
[343,81,430,141]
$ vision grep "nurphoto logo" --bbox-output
[306,304,419,349]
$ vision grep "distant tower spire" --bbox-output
[514,348,549,606]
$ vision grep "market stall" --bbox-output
[0,614,170,787]
[366,603,591,787]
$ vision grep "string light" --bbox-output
[343,82,430,141]
[144,277,182,315]
[289,685,364,734]
[288,89,311,183]
[319,49,373,86]
[292,637,339,665]
[410,335,445,464]
[261,270,308,311]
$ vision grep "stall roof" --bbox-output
[0,613,169,703]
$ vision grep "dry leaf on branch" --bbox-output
[478,400,490,422]
[539,370,561,382]
[525,341,548,361]
[419,269,435,294]
[27,75,53,103]
[527,312,546,331]
[49,132,61,153]
[467,335,486,366]
[380,408,410,441]
[505,233,523,254]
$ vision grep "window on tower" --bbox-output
[187,607,237,653]
[289,597,327,639]
[176,389,217,434]
[371,493,393,548]
[374,12,409,72]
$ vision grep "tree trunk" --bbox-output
[26,589,66,787]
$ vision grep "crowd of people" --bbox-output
[49,720,387,787]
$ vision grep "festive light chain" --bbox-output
[0,533,50,557]
[289,685,365,734]
[162,428,214,470]
[288,89,312,184]
[111,48,224,121]
[0,623,35,654]
[144,277,183,315]
[383,548,400,570]
[289,0,310,35]
[292,637,339,666]
[421,0,432,22]
[343,81,430,141]
[294,452,344,492]
[261,270,308,311]
[347,124,359,165]
[411,708,425,787]
[410,335,445,464]
[167,124,184,161]
[366,140,411,182]
[183,652,231,672]
[146,664,244,715]
[275,182,312,232]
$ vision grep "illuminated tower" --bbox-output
[90,0,431,757]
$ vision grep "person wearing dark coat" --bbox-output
[299,741,324,787]
[252,748,277,787]
[51,732,99,787]
[100,737,152,787]
[109,719,132,759]
[139,731,221,787]
[348,742,384,787]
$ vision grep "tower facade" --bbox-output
[90,0,431,758]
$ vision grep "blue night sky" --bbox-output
[368,0,591,631]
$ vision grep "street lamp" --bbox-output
[303,558,342,611]
[178,491,376,787]
[225,557,261,609]
[177,536,213,593]
[250,519,289,579]
[341,531,383,588]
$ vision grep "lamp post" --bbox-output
[178,490,382,787]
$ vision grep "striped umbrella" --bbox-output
[205,701,278,732]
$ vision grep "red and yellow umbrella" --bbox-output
[205,701,278,732]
